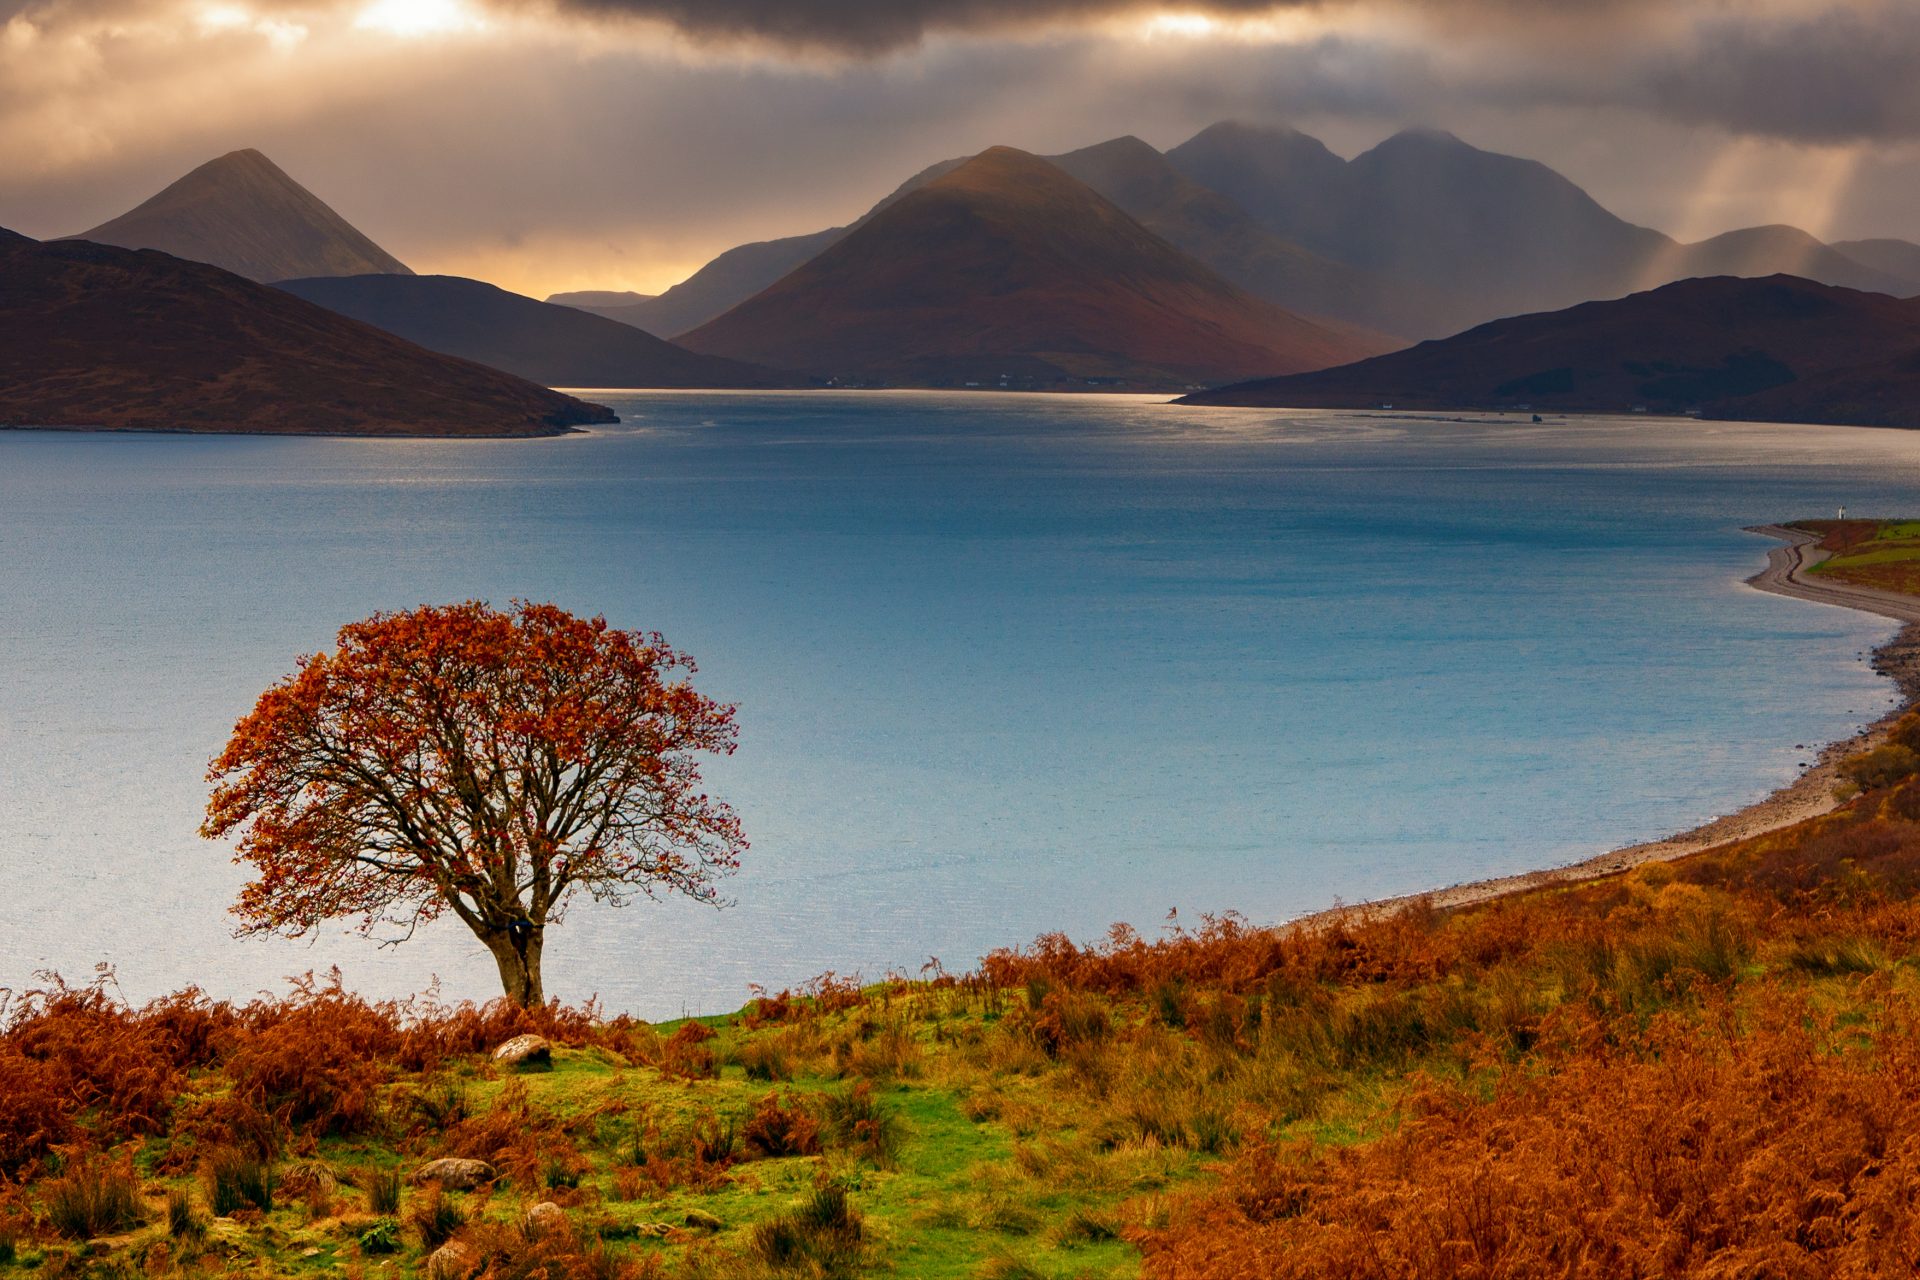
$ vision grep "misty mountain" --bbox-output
[677,147,1391,388]
[600,134,1404,339]
[0,237,611,436]
[73,150,412,283]
[276,275,785,390]
[1167,123,1919,336]
[1180,274,1920,429]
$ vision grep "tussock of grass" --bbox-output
[202,1146,275,1215]
[44,1161,143,1239]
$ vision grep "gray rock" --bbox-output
[491,1034,553,1070]
[412,1158,495,1190]
[426,1241,479,1280]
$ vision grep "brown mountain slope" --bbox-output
[677,148,1392,388]
[74,150,412,282]
[1179,275,1920,427]
[0,237,612,437]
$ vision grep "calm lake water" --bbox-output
[3,395,1917,1017]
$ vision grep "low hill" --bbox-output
[677,147,1391,388]
[0,237,612,436]
[546,289,653,309]
[1734,346,1920,430]
[1672,225,1916,297]
[74,149,411,282]
[276,275,786,389]
[1835,238,1920,285]
[1179,275,1920,427]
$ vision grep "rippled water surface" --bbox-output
[4,395,1918,1015]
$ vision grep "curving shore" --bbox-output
[1311,524,1920,924]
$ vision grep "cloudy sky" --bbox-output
[4,0,1919,296]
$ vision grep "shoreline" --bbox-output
[1307,525,1920,925]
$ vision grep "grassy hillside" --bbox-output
[1807,519,1920,595]
[12,531,1920,1278]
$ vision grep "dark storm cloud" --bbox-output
[528,0,1307,54]
[1641,5,1920,143]
[511,0,1920,142]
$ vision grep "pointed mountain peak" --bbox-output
[1390,125,1466,144]
[1176,120,1340,159]
[924,146,1081,197]
[1368,126,1477,157]
[1064,135,1161,163]
[74,149,412,282]
[954,145,1050,173]
[1186,119,1311,144]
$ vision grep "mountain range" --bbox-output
[1179,275,1920,429]
[580,123,1920,348]
[41,127,1920,415]
[0,232,611,436]
[72,150,412,283]
[676,147,1389,387]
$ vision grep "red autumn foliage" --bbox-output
[0,966,645,1179]
[741,1091,822,1158]
[1137,989,1920,1279]
[203,600,746,1005]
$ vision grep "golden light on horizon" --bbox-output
[354,0,487,39]
[1126,8,1331,44]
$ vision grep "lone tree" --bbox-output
[203,601,745,1005]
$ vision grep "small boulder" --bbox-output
[524,1201,566,1233]
[412,1158,496,1190]
[492,1034,553,1071]
[684,1208,724,1232]
[426,1240,480,1280]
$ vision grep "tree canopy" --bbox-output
[203,600,745,1004]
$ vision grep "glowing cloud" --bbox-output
[355,0,487,38]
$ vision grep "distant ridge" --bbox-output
[1179,274,1920,429]
[1835,239,1920,285]
[278,274,786,390]
[1676,226,1909,296]
[74,150,412,283]
[547,289,654,309]
[0,237,610,436]
[678,147,1391,388]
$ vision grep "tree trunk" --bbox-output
[482,926,545,1006]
